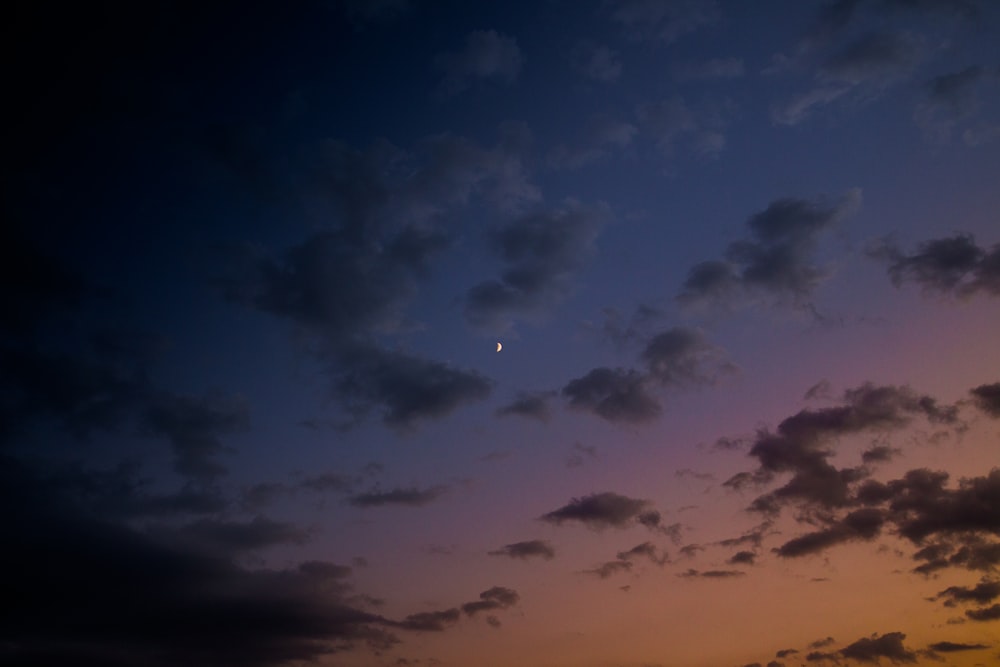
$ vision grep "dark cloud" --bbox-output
[611,0,719,43]
[672,57,744,81]
[464,202,606,330]
[934,578,1000,606]
[488,540,556,561]
[776,648,799,658]
[861,444,901,463]
[640,327,730,386]
[636,96,729,157]
[914,65,992,142]
[819,31,924,85]
[496,390,556,421]
[965,604,1000,621]
[889,468,1000,543]
[396,608,461,632]
[562,367,661,424]
[562,326,729,424]
[839,631,916,663]
[926,641,990,652]
[728,550,757,565]
[170,516,310,554]
[583,560,634,579]
[324,344,492,430]
[540,492,652,529]
[872,234,1000,298]
[348,485,448,508]
[435,30,523,95]
[775,508,884,557]
[143,391,249,481]
[735,383,958,515]
[810,637,836,649]
[617,541,669,566]
[460,586,520,616]
[970,383,1000,417]
[679,568,745,578]
[678,191,861,308]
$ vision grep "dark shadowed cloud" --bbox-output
[435,30,523,95]
[926,640,991,652]
[143,391,249,481]
[775,508,884,557]
[934,578,1000,606]
[871,234,1000,298]
[839,631,916,663]
[496,390,556,421]
[349,485,449,508]
[540,492,652,529]
[970,383,1000,417]
[582,559,634,579]
[488,539,556,561]
[679,568,745,578]
[562,367,662,424]
[678,191,861,308]
[965,604,1000,621]
[460,586,520,616]
[464,201,607,330]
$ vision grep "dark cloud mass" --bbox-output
[348,485,449,508]
[839,631,916,663]
[970,383,1000,417]
[465,202,606,330]
[488,539,556,561]
[678,190,861,307]
[562,367,662,424]
[873,234,1000,298]
[926,640,990,652]
[540,492,651,529]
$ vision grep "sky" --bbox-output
[3,1,1000,666]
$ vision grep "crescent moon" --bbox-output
[496,342,502,352]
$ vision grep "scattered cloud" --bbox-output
[496,390,556,421]
[871,234,1000,298]
[611,0,719,43]
[435,30,524,95]
[839,631,916,663]
[488,539,556,561]
[678,190,862,308]
[971,383,1000,417]
[348,485,449,508]
[574,43,622,83]
[540,492,652,529]
[464,201,608,330]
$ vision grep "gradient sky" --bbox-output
[4,1,1000,666]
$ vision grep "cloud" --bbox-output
[970,383,1000,417]
[460,586,520,616]
[547,117,638,169]
[496,390,556,421]
[488,539,556,561]
[562,367,661,424]
[679,568,745,578]
[464,201,607,330]
[871,234,1000,298]
[729,382,958,514]
[861,444,901,463]
[636,96,730,157]
[562,327,730,424]
[170,515,310,553]
[774,508,885,557]
[583,560,634,579]
[926,641,990,652]
[728,550,757,565]
[819,31,924,86]
[574,44,622,82]
[839,631,916,663]
[143,391,249,481]
[617,541,669,566]
[396,608,461,632]
[673,57,744,81]
[913,65,998,142]
[611,0,719,43]
[678,190,861,308]
[322,344,492,430]
[348,485,449,508]
[436,30,523,95]
[965,604,1000,621]
[934,578,1000,606]
[540,492,652,529]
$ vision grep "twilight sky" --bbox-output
[3,1,1000,666]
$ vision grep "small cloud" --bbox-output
[435,30,523,95]
[540,491,652,529]
[348,485,448,508]
[488,540,556,561]
[870,234,1000,299]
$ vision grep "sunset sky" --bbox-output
[3,1,999,666]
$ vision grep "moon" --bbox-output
[496,342,502,352]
